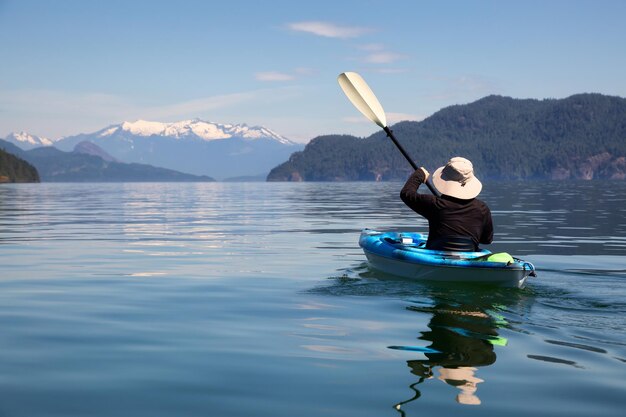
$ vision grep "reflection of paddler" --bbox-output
[403,303,503,406]
[415,303,498,368]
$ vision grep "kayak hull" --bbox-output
[359,230,535,288]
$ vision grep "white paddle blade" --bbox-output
[337,72,387,128]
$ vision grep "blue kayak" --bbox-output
[359,229,536,288]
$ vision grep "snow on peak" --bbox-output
[98,126,120,137]
[121,120,169,137]
[7,131,53,148]
[98,119,293,144]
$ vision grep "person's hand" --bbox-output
[420,167,430,181]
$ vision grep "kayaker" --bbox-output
[400,156,493,251]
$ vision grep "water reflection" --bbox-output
[390,288,529,412]
[311,270,534,410]
[391,304,501,409]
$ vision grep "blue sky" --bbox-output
[1,0,625,142]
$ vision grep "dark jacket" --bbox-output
[400,169,493,250]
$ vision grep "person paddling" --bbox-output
[400,157,493,252]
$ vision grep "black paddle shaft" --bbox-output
[383,126,440,197]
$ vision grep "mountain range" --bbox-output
[4,94,626,183]
[3,119,303,181]
[268,93,626,181]
[0,139,214,182]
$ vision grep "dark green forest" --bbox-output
[267,94,626,181]
[0,148,40,183]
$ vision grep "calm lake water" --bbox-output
[0,181,625,417]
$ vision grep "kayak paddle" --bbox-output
[337,71,440,196]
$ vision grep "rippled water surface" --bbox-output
[1,181,625,417]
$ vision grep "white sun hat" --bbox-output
[432,157,482,199]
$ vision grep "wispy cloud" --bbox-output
[147,92,261,119]
[364,51,406,64]
[0,89,258,118]
[370,68,410,74]
[0,87,302,138]
[359,43,386,51]
[255,71,296,81]
[294,67,317,76]
[358,43,406,64]
[254,67,315,82]
[287,21,370,39]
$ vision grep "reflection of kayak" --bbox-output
[359,229,536,288]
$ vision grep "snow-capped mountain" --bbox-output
[95,119,294,145]
[52,119,303,180]
[4,131,53,150]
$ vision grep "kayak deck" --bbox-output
[359,229,536,288]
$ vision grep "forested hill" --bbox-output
[267,93,626,181]
[0,148,40,183]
